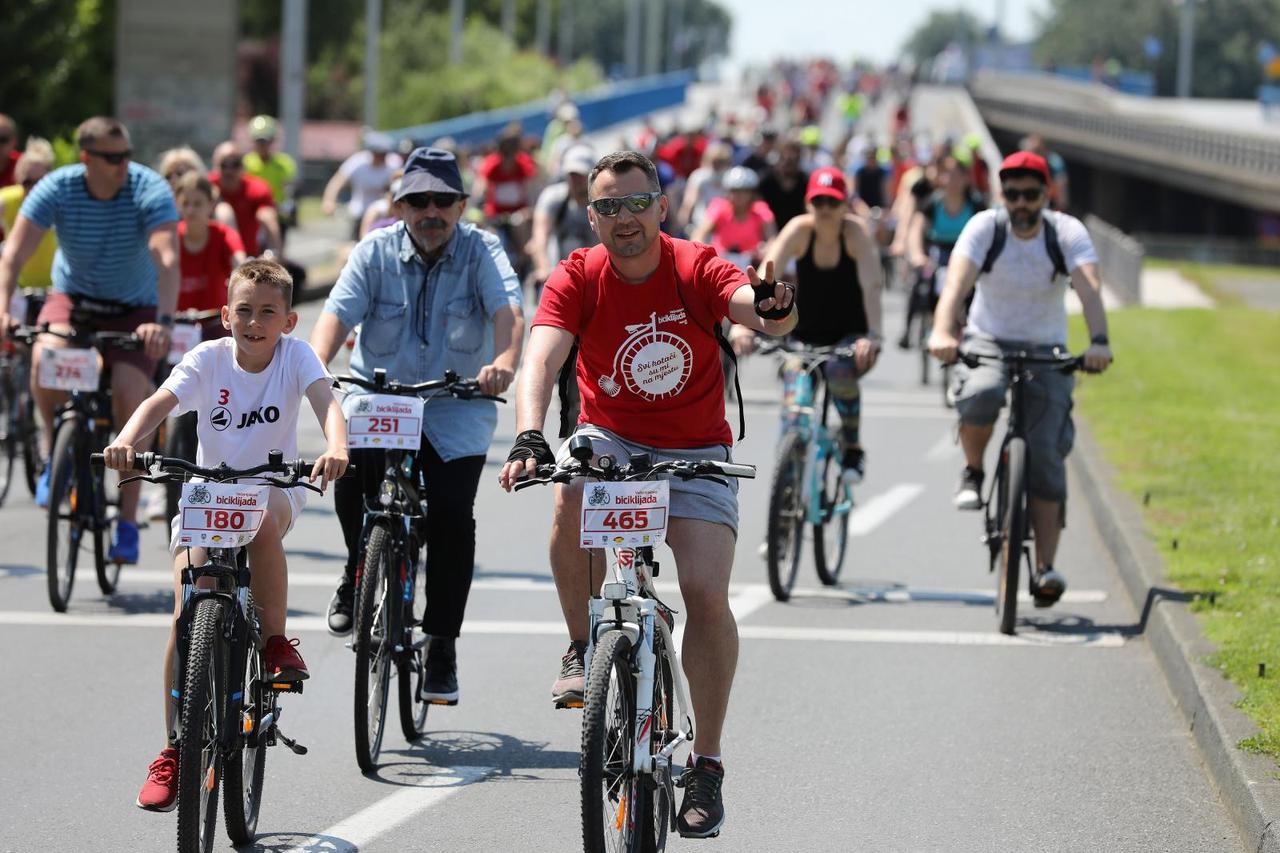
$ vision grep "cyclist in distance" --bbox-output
[102,258,349,812]
[243,115,299,241]
[927,151,1112,606]
[498,150,797,840]
[0,117,178,564]
[757,166,883,482]
[688,166,776,273]
[211,141,282,258]
[310,147,524,706]
[0,138,58,290]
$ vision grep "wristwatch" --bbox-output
[157,314,174,329]
[1091,334,1109,346]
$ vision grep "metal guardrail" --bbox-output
[1084,214,1144,306]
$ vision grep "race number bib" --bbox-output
[580,481,670,549]
[38,348,100,392]
[344,394,425,450]
[177,483,268,548]
[168,323,202,364]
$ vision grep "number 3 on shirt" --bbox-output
[218,388,230,405]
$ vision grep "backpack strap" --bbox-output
[981,207,1009,274]
[555,245,608,438]
[1041,212,1069,278]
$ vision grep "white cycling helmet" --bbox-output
[722,166,759,191]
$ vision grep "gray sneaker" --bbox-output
[552,642,586,709]
[677,757,725,838]
[954,466,984,510]
[1033,567,1067,607]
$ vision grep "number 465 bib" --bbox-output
[580,481,670,549]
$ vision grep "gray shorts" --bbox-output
[953,336,1075,502]
[556,424,740,534]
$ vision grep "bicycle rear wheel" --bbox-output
[997,439,1028,635]
[582,630,641,853]
[398,558,430,742]
[224,597,266,845]
[636,630,675,853]
[0,367,16,507]
[177,598,228,853]
[20,386,40,497]
[354,522,393,771]
[813,446,850,586]
[766,432,806,602]
[46,416,85,612]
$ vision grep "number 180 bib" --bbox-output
[177,483,269,548]
[580,481,670,549]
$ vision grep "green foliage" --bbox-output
[1034,0,1280,98]
[900,9,985,66]
[0,0,115,141]
[1069,306,1280,756]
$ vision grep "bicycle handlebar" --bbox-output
[755,339,858,360]
[334,369,506,404]
[90,452,356,493]
[956,350,1097,374]
[513,456,756,492]
[6,323,143,351]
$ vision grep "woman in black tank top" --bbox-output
[754,167,884,481]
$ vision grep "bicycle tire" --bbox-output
[398,557,429,742]
[224,594,266,845]
[637,630,675,853]
[581,630,641,853]
[919,312,932,385]
[997,438,1028,635]
[766,432,806,602]
[20,387,39,497]
[177,597,227,853]
[92,458,119,595]
[813,447,850,586]
[0,367,16,507]
[46,416,83,612]
[353,522,393,771]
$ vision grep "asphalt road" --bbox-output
[0,292,1243,853]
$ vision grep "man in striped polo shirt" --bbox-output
[0,116,179,564]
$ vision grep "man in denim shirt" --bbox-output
[310,147,524,703]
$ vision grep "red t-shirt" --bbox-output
[704,197,774,258]
[656,135,707,180]
[210,172,274,255]
[178,221,244,313]
[534,235,746,448]
[477,152,537,217]
[0,150,19,187]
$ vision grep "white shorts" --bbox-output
[168,485,306,556]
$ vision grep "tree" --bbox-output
[900,9,984,66]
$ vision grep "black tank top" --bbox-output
[791,228,867,346]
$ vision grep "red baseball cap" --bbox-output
[806,167,848,203]
[998,151,1051,184]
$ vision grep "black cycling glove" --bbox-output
[753,279,795,320]
[506,429,555,467]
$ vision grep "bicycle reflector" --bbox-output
[602,582,628,601]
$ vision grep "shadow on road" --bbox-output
[786,579,1000,610]
[372,729,577,783]
[1022,585,1197,638]
[237,831,351,852]
[0,563,42,579]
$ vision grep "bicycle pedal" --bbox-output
[270,681,304,694]
[427,698,458,706]
[555,699,584,710]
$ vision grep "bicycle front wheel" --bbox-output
[93,459,119,595]
[0,367,16,507]
[398,556,430,742]
[177,598,228,853]
[354,522,393,771]
[582,630,641,853]
[20,386,40,497]
[46,416,85,612]
[997,438,1028,635]
[224,596,266,845]
[813,447,850,586]
[766,432,806,602]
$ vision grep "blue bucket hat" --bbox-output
[395,146,469,201]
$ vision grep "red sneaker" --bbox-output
[136,747,179,812]
[264,635,310,681]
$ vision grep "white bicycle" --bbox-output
[518,435,755,852]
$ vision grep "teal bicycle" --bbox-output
[760,340,857,601]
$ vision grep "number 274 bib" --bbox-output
[580,481,670,549]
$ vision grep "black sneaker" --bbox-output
[421,637,459,705]
[1032,566,1067,608]
[552,642,586,709]
[840,447,865,484]
[954,466,984,510]
[677,757,726,838]
[326,575,355,636]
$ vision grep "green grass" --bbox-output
[1069,308,1280,756]
[1144,258,1280,306]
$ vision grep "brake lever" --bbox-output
[262,476,325,496]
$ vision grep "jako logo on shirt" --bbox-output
[236,406,281,429]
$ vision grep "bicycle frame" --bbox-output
[778,354,854,528]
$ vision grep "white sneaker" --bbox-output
[954,466,984,510]
[145,487,169,522]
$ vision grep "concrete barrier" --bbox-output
[1085,214,1145,305]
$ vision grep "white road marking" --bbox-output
[279,765,492,853]
[0,611,1125,646]
[924,432,957,462]
[848,484,926,536]
[788,587,1108,605]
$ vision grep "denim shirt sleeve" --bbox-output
[474,228,524,317]
[325,239,374,330]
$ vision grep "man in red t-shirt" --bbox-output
[210,141,281,257]
[474,130,538,219]
[0,114,20,187]
[498,151,796,840]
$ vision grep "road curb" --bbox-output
[1071,420,1280,852]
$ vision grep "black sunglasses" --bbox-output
[810,196,843,209]
[588,192,661,217]
[1002,186,1044,203]
[0,135,13,145]
[85,149,132,165]
[402,192,462,210]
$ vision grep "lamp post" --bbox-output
[1174,0,1198,98]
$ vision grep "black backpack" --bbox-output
[980,207,1068,279]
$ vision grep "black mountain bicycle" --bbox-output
[95,450,334,852]
[335,368,505,772]
[18,324,142,611]
[958,349,1091,635]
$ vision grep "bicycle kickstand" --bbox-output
[276,726,308,756]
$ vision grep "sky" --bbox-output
[722,0,1052,66]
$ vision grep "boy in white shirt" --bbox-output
[102,258,349,812]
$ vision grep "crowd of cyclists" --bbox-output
[0,54,1113,846]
